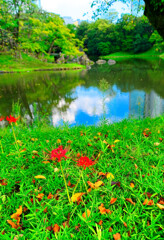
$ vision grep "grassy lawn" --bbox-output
[0,53,85,72]
[101,48,163,61]
[0,115,164,239]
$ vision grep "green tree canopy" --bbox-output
[90,0,164,39]
[77,15,154,60]
[0,0,82,57]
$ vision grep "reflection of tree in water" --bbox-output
[85,58,164,98]
[99,78,116,99]
[0,71,84,121]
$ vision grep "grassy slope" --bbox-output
[160,53,164,59]
[0,53,85,72]
[101,48,163,60]
[0,116,164,238]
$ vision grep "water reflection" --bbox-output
[129,90,164,118]
[0,58,164,126]
[52,86,116,125]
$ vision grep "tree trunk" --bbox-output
[13,3,21,48]
[0,29,4,50]
[48,38,56,54]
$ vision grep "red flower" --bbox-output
[77,156,96,170]
[51,146,68,162]
[6,115,19,124]
[0,178,7,186]
[0,116,5,121]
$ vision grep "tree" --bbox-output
[149,31,164,53]
[0,0,39,51]
[77,15,153,59]
[90,0,164,39]
[0,1,82,57]
[144,0,164,39]
[20,12,81,56]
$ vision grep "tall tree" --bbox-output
[0,1,82,56]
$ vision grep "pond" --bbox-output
[0,58,164,126]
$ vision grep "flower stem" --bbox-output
[81,170,89,193]
[59,161,71,203]
[0,139,4,154]
[11,123,20,157]
[71,170,83,200]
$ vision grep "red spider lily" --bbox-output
[77,156,96,170]
[51,146,68,162]
[0,117,5,121]
[6,115,19,124]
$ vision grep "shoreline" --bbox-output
[0,52,86,74]
[103,55,160,59]
[0,66,85,74]
[100,48,164,61]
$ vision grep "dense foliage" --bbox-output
[90,0,164,39]
[76,15,164,60]
[0,0,82,57]
[0,0,164,61]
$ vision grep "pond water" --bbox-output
[0,58,164,126]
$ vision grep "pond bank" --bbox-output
[0,53,85,73]
[101,48,164,61]
[0,115,163,238]
[0,66,84,74]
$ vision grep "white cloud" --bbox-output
[41,0,93,20]
[52,86,115,125]
[41,0,130,21]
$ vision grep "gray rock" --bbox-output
[86,65,91,70]
[108,59,116,65]
[56,52,94,67]
[96,59,106,65]
[79,53,90,65]
[56,53,65,64]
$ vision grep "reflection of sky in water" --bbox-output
[1,59,164,126]
[52,85,130,126]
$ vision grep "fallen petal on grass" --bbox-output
[53,224,60,233]
[34,175,46,179]
[143,199,154,206]
[87,180,103,189]
[106,172,114,180]
[113,233,121,240]
[110,198,117,204]
[71,193,85,202]
[126,198,136,205]
[156,203,164,210]
[82,209,91,219]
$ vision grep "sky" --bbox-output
[41,0,130,21]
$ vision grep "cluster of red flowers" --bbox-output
[51,146,95,170]
[51,146,68,162]
[0,115,19,124]
[2,115,96,170]
[76,156,96,170]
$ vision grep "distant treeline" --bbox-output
[0,0,163,60]
[73,15,164,60]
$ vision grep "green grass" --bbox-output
[101,48,163,61]
[160,53,164,59]
[0,115,164,239]
[0,53,85,72]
